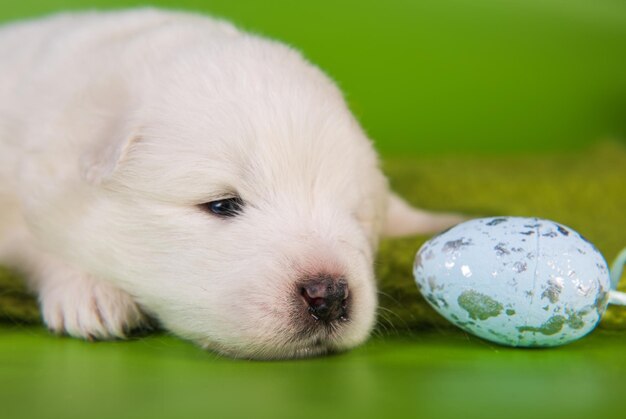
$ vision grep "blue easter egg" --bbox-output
[413,217,610,347]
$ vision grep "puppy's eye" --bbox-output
[199,197,244,218]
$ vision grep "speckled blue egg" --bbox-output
[413,217,610,347]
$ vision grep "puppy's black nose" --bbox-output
[300,276,349,322]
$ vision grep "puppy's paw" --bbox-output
[421,212,468,233]
[40,271,146,340]
[384,193,467,237]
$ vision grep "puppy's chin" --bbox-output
[198,339,331,360]
[189,302,376,360]
[196,327,369,360]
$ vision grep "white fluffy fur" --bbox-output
[0,9,460,359]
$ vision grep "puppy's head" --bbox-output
[81,36,394,359]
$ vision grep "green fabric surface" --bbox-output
[3,142,625,332]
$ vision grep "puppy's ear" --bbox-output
[79,77,141,185]
[382,192,465,237]
[81,125,140,185]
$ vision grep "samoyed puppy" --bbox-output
[0,8,460,359]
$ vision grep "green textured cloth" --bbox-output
[2,142,626,332]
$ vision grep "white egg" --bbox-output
[413,217,611,347]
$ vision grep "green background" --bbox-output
[2,0,625,155]
[1,1,626,419]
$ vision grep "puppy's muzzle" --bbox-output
[300,275,349,322]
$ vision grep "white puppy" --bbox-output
[0,9,460,359]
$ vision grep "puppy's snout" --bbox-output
[300,275,349,322]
